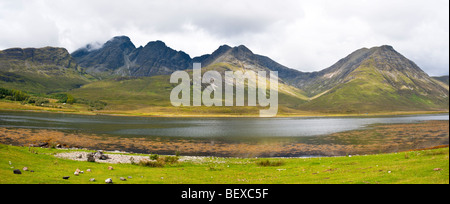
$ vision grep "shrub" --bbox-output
[256,159,285,167]
[0,87,11,96]
[26,97,49,106]
[163,156,179,164]
[137,156,179,168]
[76,98,107,110]
[150,154,159,160]
[137,159,165,168]
[12,90,28,101]
[0,87,29,101]
[66,94,75,104]
[52,93,75,104]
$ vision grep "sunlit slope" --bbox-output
[70,63,309,116]
[0,47,93,93]
[299,54,449,113]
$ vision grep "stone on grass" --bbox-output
[105,178,113,184]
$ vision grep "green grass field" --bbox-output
[1,144,448,184]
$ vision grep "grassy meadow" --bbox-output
[0,143,448,184]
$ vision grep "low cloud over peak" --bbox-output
[0,0,448,76]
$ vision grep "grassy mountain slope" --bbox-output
[433,76,449,86]
[300,51,449,113]
[0,47,93,93]
[70,63,309,116]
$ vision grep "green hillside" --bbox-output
[300,57,449,113]
[0,47,93,93]
[70,63,309,116]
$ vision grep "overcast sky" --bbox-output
[0,0,448,76]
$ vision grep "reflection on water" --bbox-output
[0,111,448,140]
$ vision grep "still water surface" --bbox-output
[0,111,448,140]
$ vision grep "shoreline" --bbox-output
[1,105,448,119]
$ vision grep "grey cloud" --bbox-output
[0,0,448,75]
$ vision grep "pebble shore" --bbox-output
[55,152,150,164]
[55,151,210,164]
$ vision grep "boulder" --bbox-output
[87,153,96,162]
[94,151,109,160]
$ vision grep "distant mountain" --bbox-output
[72,36,136,78]
[433,76,449,85]
[130,41,192,77]
[0,47,91,93]
[72,36,192,79]
[73,36,306,82]
[193,44,306,81]
[297,45,449,113]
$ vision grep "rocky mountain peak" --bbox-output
[144,40,168,49]
[110,35,132,43]
[0,47,77,69]
[229,45,254,61]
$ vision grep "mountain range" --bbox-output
[1,36,448,115]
